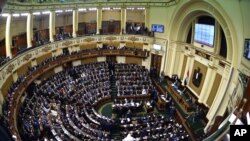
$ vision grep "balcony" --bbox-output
[5,0,178,12]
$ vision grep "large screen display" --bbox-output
[194,23,215,47]
[243,39,250,60]
[151,24,164,33]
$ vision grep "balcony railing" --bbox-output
[10,0,177,4]
[5,0,178,10]
[4,0,178,12]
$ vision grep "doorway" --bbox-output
[150,53,162,76]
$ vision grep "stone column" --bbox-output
[168,45,182,76]
[72,9,79,37]
[120,7,126,34]
[168,45,177,76]
[144,7,150,30]
[49,10,55,42]
[5,13,12,58]
[182,48,195,85]
[198,65,217,104]
[204,65,232,132]
[27,13,33,48]
[96,7,102,34]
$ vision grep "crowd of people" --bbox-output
[2,46,147,132]
[0,45,191,140]
[112,99,144,116]
[18,62,112,140]
[115,64,153,96]
[126,23,150,36]
[55,32,72,41]
[120,113,190,140]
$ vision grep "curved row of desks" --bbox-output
[7,49,149,141]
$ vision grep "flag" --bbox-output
[184,70,189,85]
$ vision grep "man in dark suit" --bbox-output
[192,67,202,87]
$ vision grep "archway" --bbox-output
[168,0,239,65]
[167,0,241,132]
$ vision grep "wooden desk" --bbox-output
[166,80,191,112]
[152,80,166,111]
[156,96,167,111]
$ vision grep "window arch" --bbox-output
[185,15,227,58]
[168,0,238,65]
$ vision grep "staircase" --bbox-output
[108,62,118,101]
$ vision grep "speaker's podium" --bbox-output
[166,80,191,112]
[157,94,172,111]
[157,96,166,111]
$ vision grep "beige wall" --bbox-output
[117,56,126,63]
[125,57,142,65]
[11,17,27,36]
[55,13,73,27]
[54,66,63,73]
[180,55,187,80]
[240,0,250,74]
[149,7,175,39]
[207,73,222,107]
[97,56,106,62]
[78,12,85,23]
[126,10,144,23]
[52,49,63,57]
[33,15,50,30]
[102,10,120,21]
[79,12,97,23]
[240,0,250,38]
[72,60,81,66]
[0,18,6,40]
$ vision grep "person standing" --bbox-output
[192,67,202,87]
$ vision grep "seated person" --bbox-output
[186,96,192,105]
[142,88,147,95]
[160,71,164,83]
[123,132,135,141]
[179,87,186,96]
[171,74,178,83]
[173,81,180,90]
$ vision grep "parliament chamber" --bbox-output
[0,0,250,141]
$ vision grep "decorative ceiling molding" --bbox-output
[6,64,15,74]
[22,53,32,61]
[42,46,52,52]
[84,37,95,42]
[106,36,117,41]
[62,41,73,46]
[4,0,178,12]
[128,36,139,42]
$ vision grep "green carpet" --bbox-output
[99,102,113,118]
